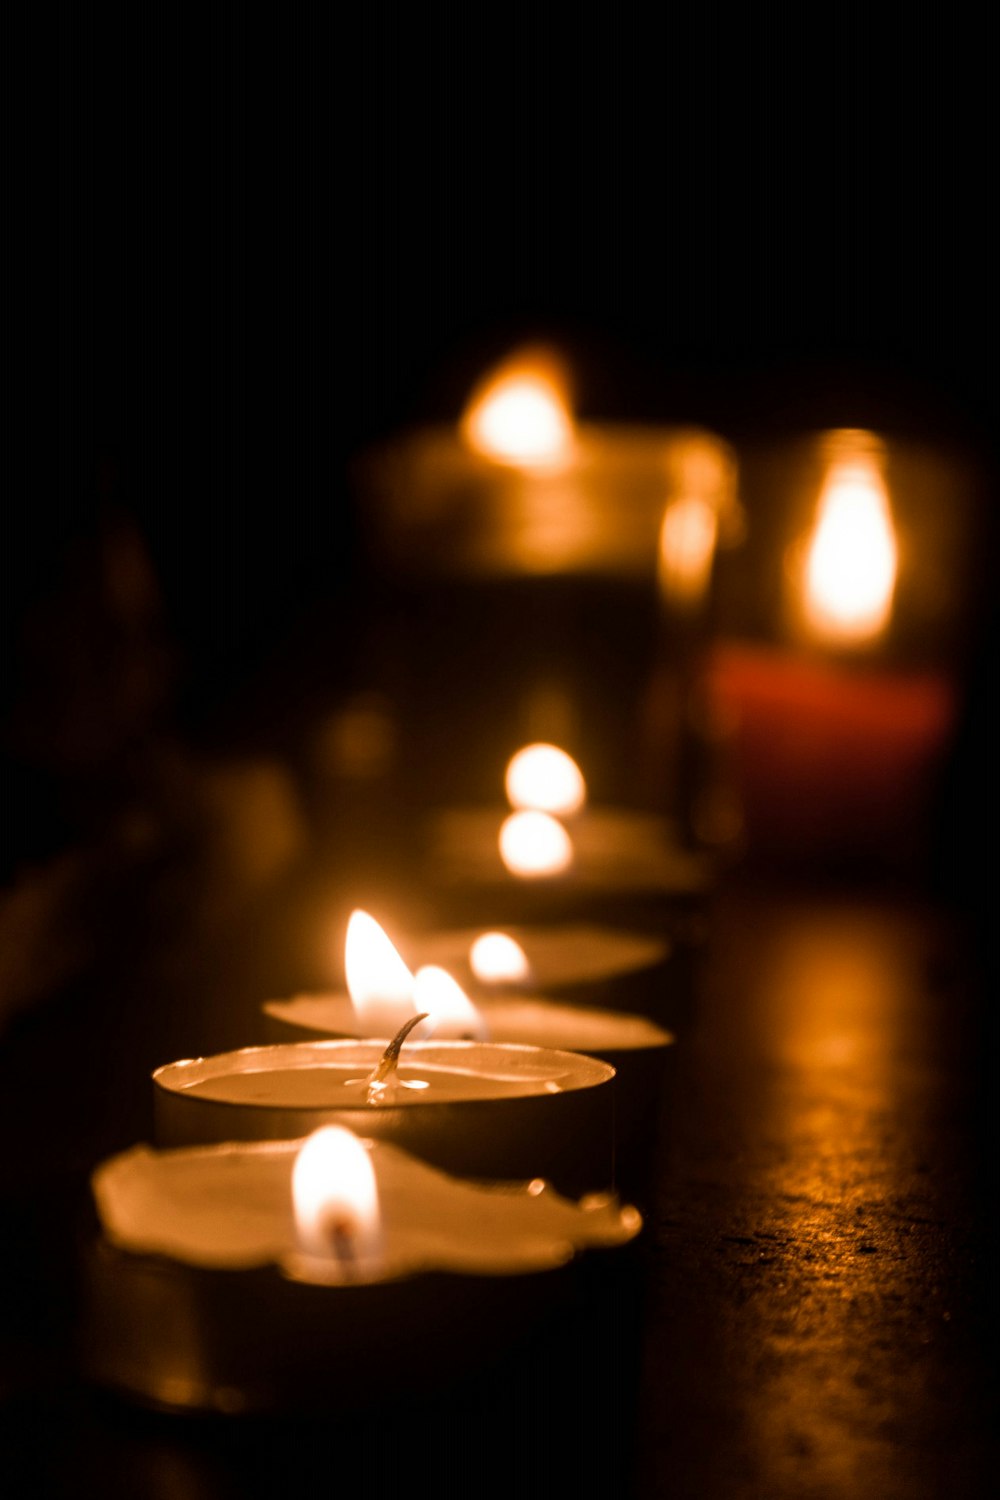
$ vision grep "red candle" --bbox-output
[706,640,955,866]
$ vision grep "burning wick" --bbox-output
[291,1126,384,1279]
[322,1212,358,1272]
[365,1013,430,1104]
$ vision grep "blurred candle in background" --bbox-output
[706,427,985,876]
[351,345,741,864]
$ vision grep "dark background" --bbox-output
[12,6,996,917]
[34,3,996,714]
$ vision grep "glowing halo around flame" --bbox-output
[504,743,586,817]
[291,1126,383,1274]
[469,932,531,985]
[412,966,490,1040]
[460,349,575,471]
[499,810,574,878]
[344,910,416,1037]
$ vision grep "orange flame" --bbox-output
[344,910,416,1037]
[504,743,586,816]
[412,966,489,1040]
[799,432,898,646]
[499,810,574,878]
[291,1127,382,1272]
[469,932,531,984]
[461,348,575,471]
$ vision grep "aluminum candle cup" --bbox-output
[154,1039,616,1201]
[80,1134,642,1415]
[263,996,675,1214]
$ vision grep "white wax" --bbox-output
[263,993,671,1054]
[404,921,670,991]
[156,1040,611,1110]
[92,1137,642,1282]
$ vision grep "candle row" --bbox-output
[82,866,682,1413]
[80,346,727,1412]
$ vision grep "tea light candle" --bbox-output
[81,1129,642,1414]
[153,1037,616,1201]
[351,346,740,830]
[264,994,672,1214]
[357,347,738,584]
[418,742,713,938]
[410,920,671,1008]
[705,427,980,872]
[262,912,676,1210]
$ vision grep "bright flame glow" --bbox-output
[801,439,897,646]
[344,910,416,1036]
[291,1126,382,1269]
[412,966,489,1040]
[505,743,586,816]
[461,350,575,471]
[658,494,719,608]
[499,810,574,878]
[470,932,531,985]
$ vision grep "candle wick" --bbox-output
[324,1214,358,1273]
[365,1013,429,1104]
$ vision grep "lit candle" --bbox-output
[153,1032,616,1201]
[419,741,712,937]
[360,345,738,583]
[351,344,740,833]
[263,911,676,1210]
[423,922,669,1005]
[707,427,972,870]
[81,1127,642,1414]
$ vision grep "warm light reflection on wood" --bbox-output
[717,897,935,1491]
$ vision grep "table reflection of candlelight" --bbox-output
[81,1128,641,1413]
[708,428,976,871]
[353,345,739,827]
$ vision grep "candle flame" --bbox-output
[505,743,586,816]
[469,931,531,984]
[291,1127,383,1274]
[800,433,898,646]
[412,966,490,1040]
[461,348,575,471]
[344,910,417,1037]
[499,810,574,878]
